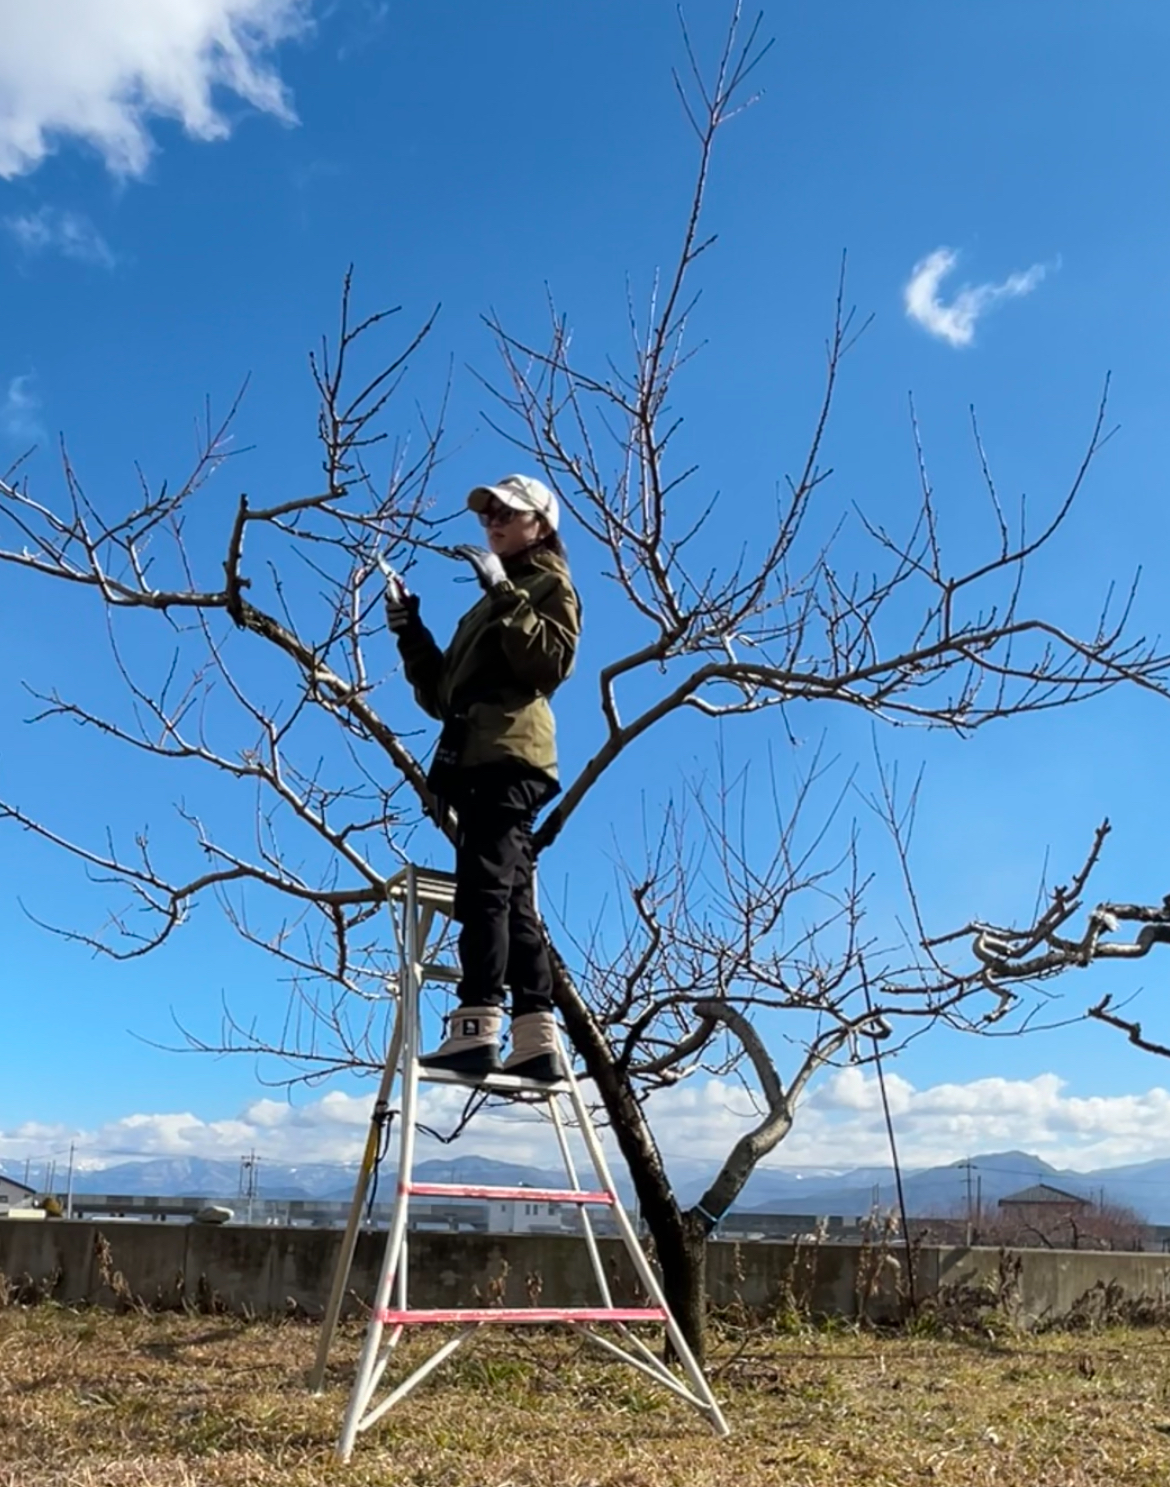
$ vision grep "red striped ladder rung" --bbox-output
[375,1306,668,1326]
[404,1181,613,1205]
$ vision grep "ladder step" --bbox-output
[419,1066,569,1095]
[419,963,461,983]
[376,1307,668,1326]
[406,1182,613,1205]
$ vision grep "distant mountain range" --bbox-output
[0,1153,592,1204]
[6,1148,1170,1221]
[733,1150,1170,1221]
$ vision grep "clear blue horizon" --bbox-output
[3,1,1170,1182]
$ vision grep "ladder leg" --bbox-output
[549,1094,614,1309]
[358,1327,477,1433]
[337,868,427,1463]
[551,1086,699,1388]
[559,1034,730,1438]
[394,903,434,1322]
[309,998,403,1393]
[571,1324,711,1408]
[550,1096,681,1386]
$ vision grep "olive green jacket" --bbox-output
[396,549,580,780]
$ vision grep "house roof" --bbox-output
[998,1182,1090,1208]
[0,1174,36,1196]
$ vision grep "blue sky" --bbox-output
[3,0,1170,1187]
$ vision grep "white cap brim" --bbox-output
[467,476,560,531]
[467,483,525,513]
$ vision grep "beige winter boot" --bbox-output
[502,1011,563,1084]
[420,1005,503,1078]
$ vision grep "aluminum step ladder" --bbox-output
[309,863,729,1463]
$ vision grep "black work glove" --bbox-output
[452,544,508,592]
[379,557,418,633]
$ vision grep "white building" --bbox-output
[486,1194,577,1236]
[0,1175,36,1214]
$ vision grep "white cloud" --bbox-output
[0,1085,577,1176]
[793,1068,1170,1172]
[5,1069,1170,1181]
[0,0,311,180]
[4,206,116,268]
[904,247,1050,348]
[1,374,44,443]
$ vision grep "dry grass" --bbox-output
[3,1307,1170,1485]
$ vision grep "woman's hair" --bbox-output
[534,527,566,559]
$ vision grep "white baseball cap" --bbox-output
[467,473,560,531]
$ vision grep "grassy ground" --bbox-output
[2,1307,1170,1486]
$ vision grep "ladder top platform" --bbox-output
[384,865,457,908]
[420,1064,570,1096]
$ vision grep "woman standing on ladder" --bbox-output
[384,474,580,1084]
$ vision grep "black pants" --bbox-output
[452,764,556,1016]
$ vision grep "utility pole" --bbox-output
[239,1151,261,1225]
[22,1157,30,1187]
[957,1158,976,1242]
[65,1143,76,1220]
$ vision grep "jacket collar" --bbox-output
[503,545,567,580]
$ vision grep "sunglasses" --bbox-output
[478,502,522,527]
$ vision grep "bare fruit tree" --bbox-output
[927,816,1170,1062]
[2,9,1167,1357]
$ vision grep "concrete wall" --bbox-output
[2,1219,1169,1324]
[931,1244,1170,1324]
[0,1220,650,1316]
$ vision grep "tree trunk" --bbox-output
[657,1208,709,1365]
